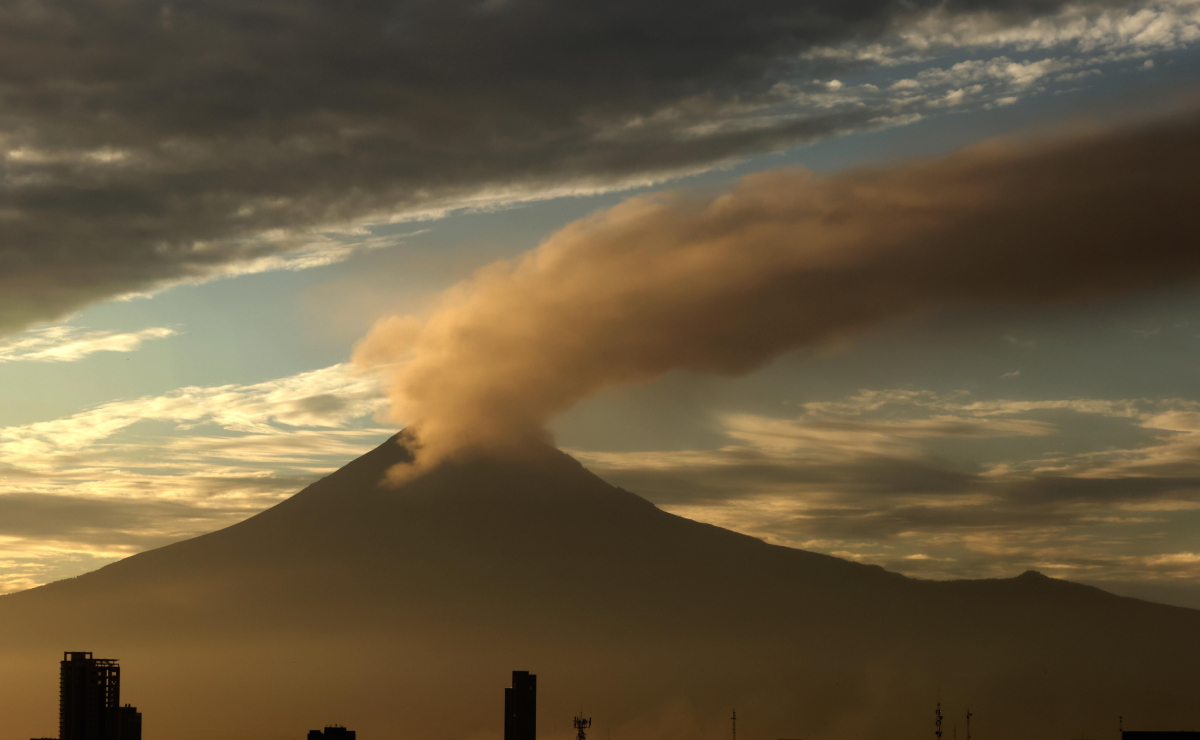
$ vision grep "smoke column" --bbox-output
[354,111,1200,476]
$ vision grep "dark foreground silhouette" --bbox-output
[0,434,1197,740]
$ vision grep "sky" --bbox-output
[2,0,1200,606]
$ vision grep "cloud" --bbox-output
[0,493,233,545]
[0,325,177,363]
[570,389,1200,594]
[1,0,1196,334]
[719,412,1056,458]
[840,0,1200,59]
[354,111,1200,472]
[0,363,393,586]
[0,363,385,468]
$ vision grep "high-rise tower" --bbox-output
[59,652,140,740]
[504,671,536,740]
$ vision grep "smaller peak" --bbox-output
[1016,570,1050,581]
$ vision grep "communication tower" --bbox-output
[574,714,592,740]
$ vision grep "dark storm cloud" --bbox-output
[0,0,1121,333]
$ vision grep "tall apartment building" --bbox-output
[504,671,536,740]
[59,652,141,740]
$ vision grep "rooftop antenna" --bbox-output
[733,709,737,740]
[574,713,592,740]
[935,694,943,740]
[966,709,972,740]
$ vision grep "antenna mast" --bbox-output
[966,710,972,740]
[574,713,592,740]
[732,709,737,740]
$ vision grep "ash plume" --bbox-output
[354,112,1200,475]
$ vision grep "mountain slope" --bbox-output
[0,434,1196,740]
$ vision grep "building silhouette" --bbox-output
[1123,734,1200,740]
[109,705,141,740]
[59,652,140,740]
[308,726,356,740]
[504,671,536,740]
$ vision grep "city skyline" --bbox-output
[16,649,1198,740]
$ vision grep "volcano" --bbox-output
[0,434,1197,740]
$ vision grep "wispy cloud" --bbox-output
[0,363,386,465]
[572,388,1200,593]
[0,326,178,363]
[808,0,1200,65]
[0,363,393,591]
